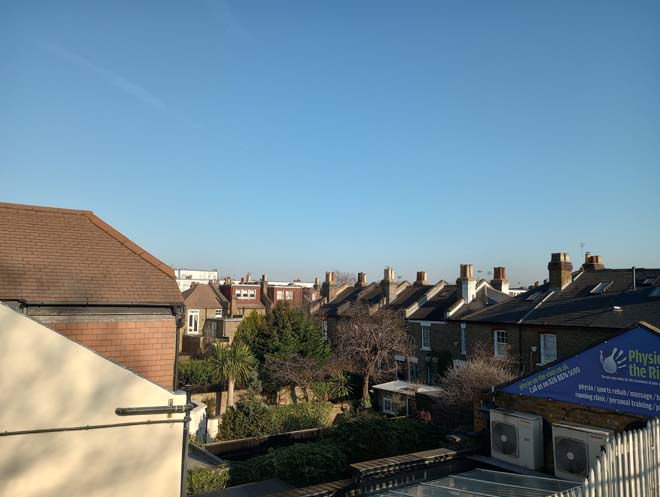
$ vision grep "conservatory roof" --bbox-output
[369,468,579,497]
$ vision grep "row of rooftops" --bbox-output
[318,254,660,329]
[1,202,657,329]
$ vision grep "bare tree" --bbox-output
[332,269,356,287]
[334,303,413,406]
[266,353,329,402]
[434,344,518,423]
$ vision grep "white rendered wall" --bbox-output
[0,304,186,497]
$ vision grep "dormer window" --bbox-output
[590,281,613,294]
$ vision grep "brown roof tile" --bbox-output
[0,202,183,305]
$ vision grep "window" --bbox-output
[540,334,557,364]
[494,330,508,357]
[285,290,294,300]
[276,290,283,299]
[236,288,256,299]
[382,393,394,414]
[215,308,223,317]
[460,323,467,355]
[321,321,328,339]
[421,323,431,350]
[187,309,199,334]
[590,281,613,294]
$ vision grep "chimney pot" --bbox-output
[240,277,245,284]
[415,271,428,285]
[490,266,509,294]
[261,273,268,282]
[381,267,397,303]
[460,264,474,280]
[321,271,338,301]
[356,272,367,287]
[457,264,477,303]
[582,254,605,271]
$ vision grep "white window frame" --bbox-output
[540,333,557,365]
[276,290,284,299]
[321,321,328,339]
[215,308,223,317]
[460,323,467,355]
[285,290,293,300]
[494,329,508,357]
[421,322,431,350]
[187,309,200,334]
[382,393,394,415]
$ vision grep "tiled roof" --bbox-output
[182,283,227,309]
[0,202,183,305]
[464,268,660,328]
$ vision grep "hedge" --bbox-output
[177,359,216,388]
[218,401,332,441]
[230,440,347,486]
[186,466,230,494]
[227,413,446,487]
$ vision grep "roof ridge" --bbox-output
[0,201,92,215]
[81,211,175,278]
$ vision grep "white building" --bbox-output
[175,268,219,291]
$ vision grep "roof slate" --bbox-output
[0,202,183,306]
[464,269,660,328]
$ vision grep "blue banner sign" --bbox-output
[501,325,660,417]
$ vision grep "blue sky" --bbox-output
[2,1,659,285]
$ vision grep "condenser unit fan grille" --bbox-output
[555,437,588,477]
[492,421,518,457]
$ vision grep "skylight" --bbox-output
[525,291,543,302]
[590,281,613,294]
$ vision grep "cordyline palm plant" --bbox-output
[211,341,257,408]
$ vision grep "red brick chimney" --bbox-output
[414,271,428,286]
[548,253,573,290]
[490,266,509,294]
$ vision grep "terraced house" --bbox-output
[460,253,660,373]
[407,264,511,383]
[0,202,183,389]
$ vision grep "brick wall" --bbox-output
[49,318,176,389]
[464,322,620,374]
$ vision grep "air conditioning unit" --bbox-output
[552,422,613,481]
[490,409,543,470]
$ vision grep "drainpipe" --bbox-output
[173,305,185,390]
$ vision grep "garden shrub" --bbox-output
[324,412,445,463]
[271,401,332,433]
[218,400,275,440]
[177,359,216,388]
[186,466,230,494]
[218,401,332,441]
[230,441,347,486]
